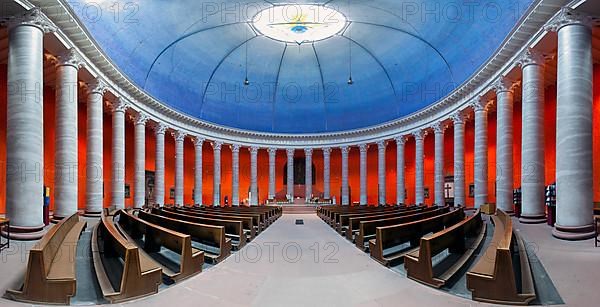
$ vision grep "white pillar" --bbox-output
[153,123,167,206]
[472,97,489,209]
[111,98,128,210]
[413,131,426,205]
[250,146,259,206]
[193,137,204,205]
[323,148,332,199]
[286,148,294,200]
[377,141,387,205]
[133,112,148,209]
[4,8,55,239]
[268,148,276,200]
[547,9,594,240]
[395,136,406,205]
[84,79,107,217]
[173,130,185,206]
[341,146,350,205]
[213,141,223,206]
[304,148,313,201]
[518,49,546,223]
[231,144,240,206]
[53,48,81,221]
[432,122,446,206]
[452,112,466,207]
[359,144,368,205]
[494,77,515,213]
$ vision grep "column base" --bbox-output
[552,223,595,240]
[50,215,65,224]
[83,210,102,218]
[1,224,46,240]
[504,210,515,216]
[519,214,546,224]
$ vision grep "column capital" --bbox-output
[359,144,368,153]
[412,130,427,141]
[544,7,594,32]
[250,146,259,155]
[153,122,168,135]
[394,135,406,145]
[470,96,490,113]
[492,76,518,94]
[377,140,387,150]
[171,130,186,142]
[286,148,295,156]
[451,111,467,125]
[212,141,223,151]
[3,7,57,33]
[322,147,332,155]
[56,47,83,69]
[231,144,241,153]
[268,147,277,155]
[132,112,149,126]
[340,146,350,155]
[87,78,108,95]
[111,97,129,113]
[304,148,313,156]
[516,48,546,68]
[432,122,449,134]
[193,136,205,147]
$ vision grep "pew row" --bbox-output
[117,210,204,280]
[5,214,86,305]
[404,209,486,288]
[169,207,258,236]
[92,217,162,303]
[137,211,232,264]
[345,206,436,240]
[466,209,536,305]
[369,208,464,267]
[180,207,265,232]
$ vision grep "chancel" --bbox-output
[0,0,599,306]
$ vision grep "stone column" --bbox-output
[452,112,466,207]
[231,144,240,206]
[193,137,204,205]
[111,98,129,210]
[84,79,107,217]
[213,141,223,206]
[377,141,387,205]
[173,130,186,206]
[268,148,276,200]
[547,9,594,239]
[53,48,82,221]
[518,49,546,223]
[286,148,294,200]
[359,144,368,205]
[395,136,406,205]
[153,123,167,206]
[341,146,350,205]
[432,122,447,206]
[133,112,148,208]
[413,131,426,205]
[250,146,259,206]
[323,148,332,199]
[4,8,55,239]
[305,148,313,201]
[494,77,516,213]
[472,97,489,208]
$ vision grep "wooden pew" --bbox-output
[137,211,232,264]
[345,206,434,240]
[117,210,204,280]
[355,207,450,251]
[171,207,258,236]
[404,209,486,288]
[202,206,279,224]
[182,207,266,231]
[5,214,86,305]
[92,217,162,303]
[369,208,464,267]
[335,206,414,233]
[330,206,401,228]
[466,209,536,305]
[153,208,247,249]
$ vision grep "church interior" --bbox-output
[0,0,599,306]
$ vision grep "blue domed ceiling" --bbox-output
[68,0,534,133]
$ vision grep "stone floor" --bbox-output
[0,213,598,306]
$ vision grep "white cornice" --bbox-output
[22,0,569,148]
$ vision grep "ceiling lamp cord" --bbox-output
[244,23,250,86]
[347,1,353,85]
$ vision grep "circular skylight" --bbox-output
[251,5,347,44]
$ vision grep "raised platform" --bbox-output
[281,204,318,214]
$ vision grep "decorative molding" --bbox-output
[376,141,387,150]
[304,148,313,156]
[322,147,332,155]
[56,47,83,68]
[250,146,259,155]
[544,7,593,32]
[268,147,277,156]
[231,144,241,153]
[394,135,406,145]
[87,78,108,95]
[133,112,149,126]
[212,141,223,151]
[451,111,467,125]
[470,96,490,113]
[286,148,295,156]
[1,7,56,33]
[153,122,168,135]
[412,130,427,141]
[193,136,205,147]
[341,146,350,155]
[516,48,546,68]
[172,130,186,142]
[359,144,368,153]
[111,97,129,113]
[432,122,448,134]
[492,76,518,94]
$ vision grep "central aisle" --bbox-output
[129,214,474,307]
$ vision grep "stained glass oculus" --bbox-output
[251,5,347,44]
